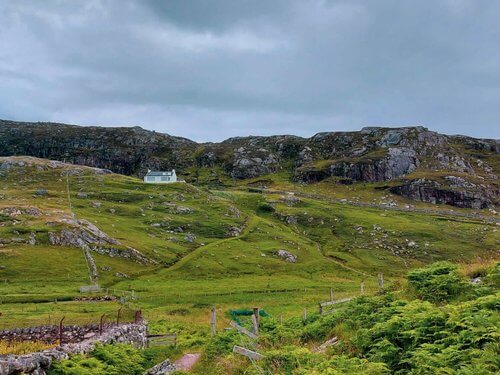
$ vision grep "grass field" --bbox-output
[0,157,498,342]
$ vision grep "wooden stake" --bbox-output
[116,307,122,326]
[210,307,217,337]
[99,314,105,336]
[361,281,365,295]
[230,321,257,339]
[59,317,65,346]
[252,307,260,335]
[378,272,384,291]
[330,288,334,302]
[233,345,264,361]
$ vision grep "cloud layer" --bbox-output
[1,0,499,141]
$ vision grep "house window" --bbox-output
[147,176,155,182]
[161,176,169,182]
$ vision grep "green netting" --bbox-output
[229,309,269,325]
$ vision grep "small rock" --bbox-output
[184,233,196,243]
[226,226,242,237]
[276,249,297,263]
[27,232,36,245]
[471,277,482,285]
[146,358,176,374]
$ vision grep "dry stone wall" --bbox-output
[0,322,147,375]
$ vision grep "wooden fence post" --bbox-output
[330,288,334,302]
[318,302,323,315]
[361,281,365,295]
[210,307,217,337]
[116,307,122,326]
[59,317,65,346]
[252,307,260,335]
[230,321,258,339]
[134,310,142,324]
[378,272,384,291]
[100,314,106,336]
[233,345,265,361]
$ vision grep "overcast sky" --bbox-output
[1,0,499,141]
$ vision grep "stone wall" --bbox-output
[0,322,147,375]
[0,324,104,345]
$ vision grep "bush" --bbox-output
[204,330,240,359]
[49,344,146,375]
[407,262,466,303]
[263,346,317,374]
[49,355,110,375]
[312,355,390,375]
[91,344,145,374]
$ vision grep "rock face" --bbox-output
[0,120,196,176]
[1,120,498,209]
[48,218,155,277]
[390,179,495,209]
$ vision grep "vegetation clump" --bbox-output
[49,343,174,375]
[406,261,467,302]
[0,340,55,355]
[196,262,500,374]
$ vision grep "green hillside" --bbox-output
[0,156,498,373]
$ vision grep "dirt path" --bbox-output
[174,353,201,372]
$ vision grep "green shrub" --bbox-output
[49,344,146,375]
[312,355,390,375]
[49,355,110,375]
[484,262,500,289]
[204,330,240,359]
[264,346,317,374]
[407,262,467,303]
[91,344,146,374]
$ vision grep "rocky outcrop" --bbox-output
[0,323,148,375]
[48,219,154,265]
[0,155,112,176]
[1,120,498,209]
[276,250,297,263]
[0,120,196,176]
[390,179,495,209]
[145,359,176,375]
[294,148,418,183]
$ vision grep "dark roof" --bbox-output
[145,171,175,177]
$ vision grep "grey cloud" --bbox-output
[0,0,499,141]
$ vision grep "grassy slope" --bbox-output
[0,157,498,334]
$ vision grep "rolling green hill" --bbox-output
[0,156,497,320]
[0,155,498,373]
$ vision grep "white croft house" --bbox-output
[144,170,177,184]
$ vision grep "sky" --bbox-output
[1,0,499,142]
